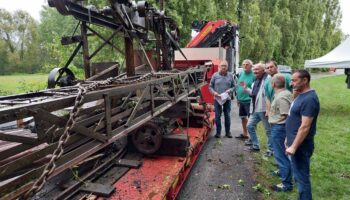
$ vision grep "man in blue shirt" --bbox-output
[286,70,320,200]
[209,60,235,138]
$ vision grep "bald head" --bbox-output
[253,63,266,79]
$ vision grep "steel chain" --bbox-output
[23,73,160,199]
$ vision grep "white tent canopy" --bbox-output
[304,37,350,68]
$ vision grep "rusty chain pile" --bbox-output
[23,72,155,199]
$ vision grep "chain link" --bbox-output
[22,72,163,199]
[22,72,172,199]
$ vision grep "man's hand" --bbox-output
[213,92,220,97]
[286,116,313,156]
[237,101,240,107]
[225,89,231,93]
[240,81,247,89]
[285,146,296,155]
[284,139,288,149]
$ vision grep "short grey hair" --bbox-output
[271,73,285,89]
[242,59,253,67]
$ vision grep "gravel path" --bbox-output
[177,100,262,200]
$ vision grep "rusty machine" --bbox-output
[0,0,213,199]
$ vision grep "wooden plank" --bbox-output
[0,134,81,180]
[0,144,34,163]
[156,134,188,157]
[0,132,38,145]
[115,159,142,168]
[0,96,76,124]
[0,138,99,198]
[34,109,107,142]
[104,94,112,136]
[81,182,115,197]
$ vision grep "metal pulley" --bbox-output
[48,67,76,88]
[131,122,162,154]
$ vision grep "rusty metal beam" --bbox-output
[86,26,125,57]
[81,22,90,78]
[125,36,135,76]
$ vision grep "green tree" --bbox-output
[0,39,10,74]
[0,9,42,74]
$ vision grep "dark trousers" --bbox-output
[214,100,231,135]
[291,146,314,200]
[271,124,293,188]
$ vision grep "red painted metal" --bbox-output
[106,112,215,200]
[200,59,220,104]
[185,20,227,48]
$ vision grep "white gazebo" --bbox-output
[304,37,350,68]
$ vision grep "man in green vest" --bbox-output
[235,59,255,139]
[265,60,292,120]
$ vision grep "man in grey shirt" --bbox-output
[209,60,235,138]
[269,74,293,192]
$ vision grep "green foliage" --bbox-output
[0,0,345,76]
[0,9,42,74]
[39,6,79,68]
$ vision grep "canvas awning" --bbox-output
[304,37,350,68]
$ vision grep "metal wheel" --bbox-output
[48,67,76,88]
[131,122,162,155]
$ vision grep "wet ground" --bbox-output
[177,100,262,200]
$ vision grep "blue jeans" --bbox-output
[291,145,314,200]
[247,112,272,151]
[271,124,292,189]
[214,100,231,135]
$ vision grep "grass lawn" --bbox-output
[254,75,350,200]
[0,74,48,95]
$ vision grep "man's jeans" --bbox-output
[247,112,272,151]
[291,146,314,200]
[214,100,231,136]
[271,124,292,189]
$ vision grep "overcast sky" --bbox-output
[0,0,349,34]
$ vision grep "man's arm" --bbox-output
[264,80,272,116]
[241,81,252,95]
[265,97,271,117]
[226,73,236,93]
[209,75,219,96]
[286,116,314,155]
